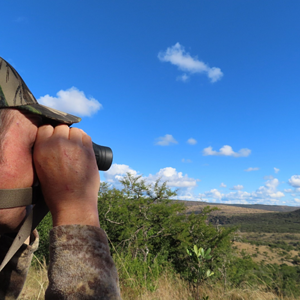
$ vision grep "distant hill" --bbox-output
[175,200,300,213]
[171,200,300,233]
[209,208,300,233]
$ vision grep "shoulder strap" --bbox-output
[0,186,49,272]
[0,188,34,208]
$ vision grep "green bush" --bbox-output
[113,251,169,292]
[35,212,52,263]
[98,173,235,281]
[32,173,300,297]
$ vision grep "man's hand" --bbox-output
[33,125,100,228]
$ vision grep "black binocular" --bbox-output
[92,143,113,171]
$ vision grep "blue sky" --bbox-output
[2,1,300,206]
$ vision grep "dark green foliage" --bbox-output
[113,251,170,292]
[292,255,300,265]
[265,264,300,297]
[34,211,52,263]
[183,201,298,213]
[210,210,300,233]
[98,173,234,285]
[268,241,294,252]
[227,253,260,287]
[242,238,295,252]
[33,173,300,296]
[214,252,300,297]
[186,246,214,300]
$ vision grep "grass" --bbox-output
[233,241,298,266]
[123,274,297,300]
[230,231,300,266]
[19,256,48,300]
[19,256,300,300]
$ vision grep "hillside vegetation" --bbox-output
[186,203,277,216]
[184,202,300,267]
[23,173,300,299]
[209,209,300,233]
[181,201,299,213]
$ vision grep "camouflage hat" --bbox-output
[0,57,81,125]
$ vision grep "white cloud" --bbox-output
[104,164,137,184]
[294,198,300,203]
[252,178,284,200]
[146,167,199,188]
[182,158,192,163]
[269,191,285,198]
[263,175,274,180]
[274,167,280,174]
[38,87,102,117]
[288,175,300,188]
[231,185,244,190]
[203,189,223,200]
[158,43,223,83]
[155,134,178,146]
[187,138,197,145]
[104,165,199,199]
[199,189,251,204]
[104,166,289,205]
[207,67,223,82]
[245,167,259,172]
[258,178,279,192]
[202,145,251,157]
[177,74,189,82]
[199,177,285,204]
[284,189,293,193]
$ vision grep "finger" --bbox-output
[82,132,93,149]
[69,127,84,145]
[35,125,54,144]
[52,124,70,140]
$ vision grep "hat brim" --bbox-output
[17,104,81,125]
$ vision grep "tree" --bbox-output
[98,173,235,283]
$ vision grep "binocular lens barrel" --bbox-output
[92,142,113,171]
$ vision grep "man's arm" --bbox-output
[33,124,121,299]
[46,225,120,299]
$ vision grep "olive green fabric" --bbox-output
[0,226,122,299]
[0,57,81,125]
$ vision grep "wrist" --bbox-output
[51,205,100,228]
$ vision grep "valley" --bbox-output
[180,200,300,267]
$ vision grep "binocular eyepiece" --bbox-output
[92,143,113,171]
